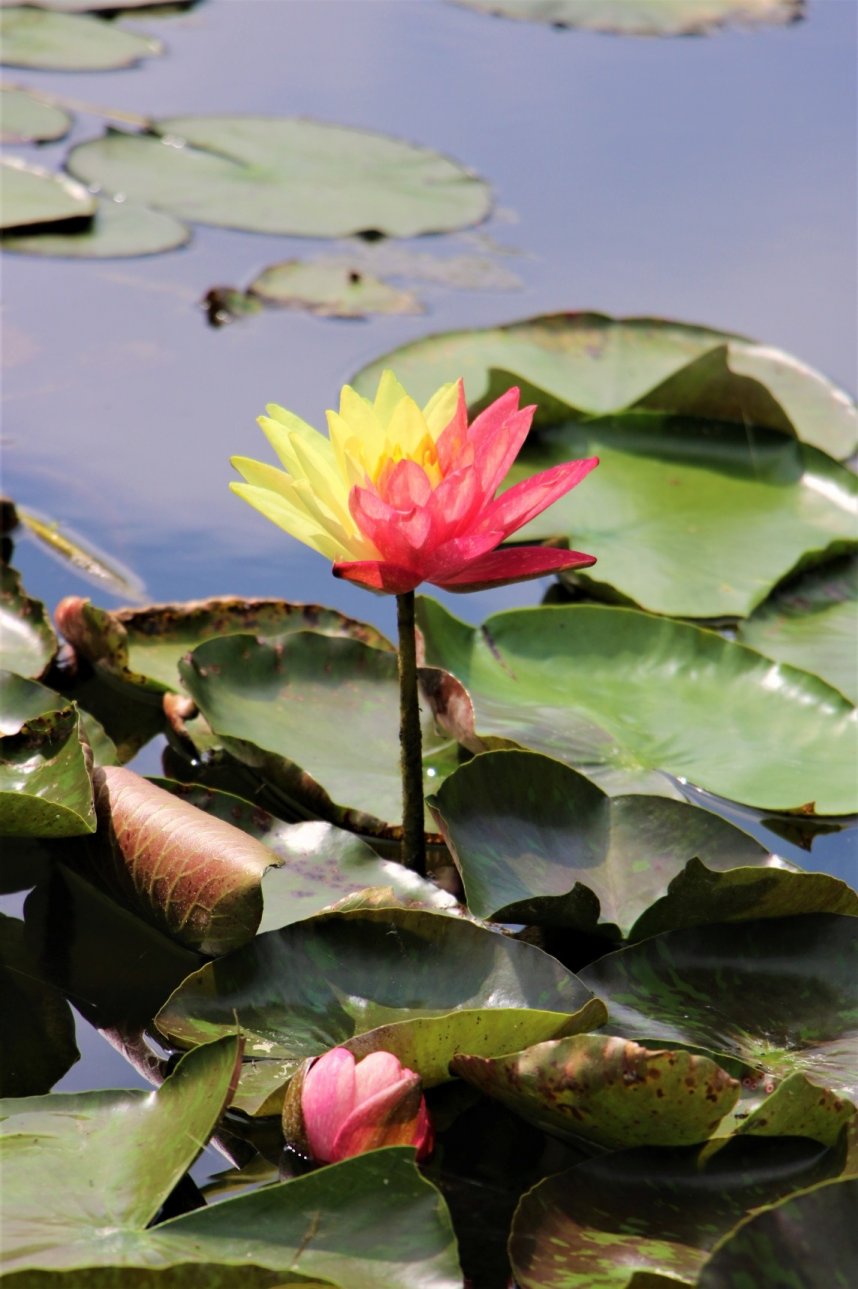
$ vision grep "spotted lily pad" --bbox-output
[578,915,858,1098]
[0,6,162,70]
[68,115,492,237]
[451,0,803,36]
[0,563,56,678]
[417,598,858,814]
[0,155,94,233]
[2,195,190,258]
[248,259,423,317]
[0,85,71,143]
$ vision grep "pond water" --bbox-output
[3,0,856,1107]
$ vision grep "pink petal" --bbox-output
[413,1097,434,1161]
[378,458,433,509]
[349,486,431,564]
[330,1073,424,1161]
[478,457,599,539]
[301,1048,357,1163]
[422,466,483,540]
[470,404,536,499]
[421,529,506,582]
[434,545,596,593]
[333,559,422,594]
[434,382,470,475]
[354,1051,407,1103]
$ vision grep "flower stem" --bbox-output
[396,590,426,876]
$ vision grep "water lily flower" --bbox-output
[286,1047,434,1164]
[231,371,598,594]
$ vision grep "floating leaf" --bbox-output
[248,259,423,317]
[697,1178,858,1288]
[0,155,93,233]
[0,563,57,678]
[452,1034,739,1150]
[417,598,858,814]
[738,553,858,703]
[578,915,858,1098]
[180,631,470,835]
[0,673,95,837]
[68,115,491,237]
[509,1136,846,1289]
[6,0,187,9]
[2,195,190,258]
[451,0,804,37]
[0,913,78,1096]
[351,313,857,463]
[0,85,71,143]
[0,7,161,70]
[18,507,146,601]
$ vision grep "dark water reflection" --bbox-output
[2,0,856,1091]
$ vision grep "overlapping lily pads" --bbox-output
[0,6,162,70]
[417,598,858,813]
[2,196,191,258]
[0,155,94,232]
[451,0,804,36]
[67,115,492,237]
[0,85,71,143]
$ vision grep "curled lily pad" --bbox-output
[452,1034,740,1150]
[417,598,858,814]
[248,259,423,318]
[578,915,858,1099]
[2,196,190,258]
[451,0,804,36]
[0,6,162,70]
[0,85,71,143]
[0,673,95,837]
[68,115,491,237]
[0,563,57,678]
[722,1072,856,1148]
[0,155,93,233]
[0,913,78,1096]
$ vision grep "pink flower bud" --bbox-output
[299,1047,434,1164]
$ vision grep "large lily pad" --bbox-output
[0,7,161,70]
[737,554,857,703]
[68,115,491,237]
[0,85,71,143]
[697,1178,858,1288]
[417,598,858,814]
[156,905,602,1113]
[180,630,469,835]
[248,259,422,318]
[0,563,57,678]
[55,594,391,697]
[0,155,94,233]
[351,313,858,460]
[2,196,191,258]
[0,913,78,1096]
[578,915,858,1098]
[452,1034,739,1149]
[509,1136,846,1289]
[0,673,96,837]
[451,0,803,36]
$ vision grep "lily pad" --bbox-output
[17,506,147,601]
[697,1178,858,1288]
[68,115,491,237]
[2,195,191,257]
[0,85,71,143]
[737,553,858,703]
[452,1034,740,1149]
[55,594,391,697]
[179,630,469,835]
[723,1072,856,1148]
[6,0,187,9]
[0,673,96,837]
[156,905,601,1113]
[248,259,423,317]
[0,7,161,70]
[0,563,57,678]
[0,155,94,233]
[417,598,858,814]
[578,915,858,1098]
[351,312,858,462]
[451,0,803,37]
[509,1136,846,1289]
[0,913,78,1096]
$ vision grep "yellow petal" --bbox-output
[286,431,352,529]
[423,381,460,439]
[229,482,347,560]
[372,370,410,426]
[386,394,430,462]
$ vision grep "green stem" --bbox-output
[396,590,426,876]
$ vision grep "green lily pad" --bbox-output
[0,155,94,233]
[737,554,858,703]
[417,598,858,814]
[0,913,78,1096]
[156,780,458,928]
[55,594,391,697]
[697,1178,858,1288]
[578,915,858,1098]
[723,1072,856,1148]
[156,905,601,1113]
[351,313,858,461]
[0,7,161,70]
[0,563,57,678]
[509,1136,847,1289]
[0,673,95,837]
[68,115,491,237]
[0,85,71,142]
[452,1034,739,1150]
[451,0,803,36]
[249,259,423,317]
[2,195,191,257]
[180,631,468,835]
